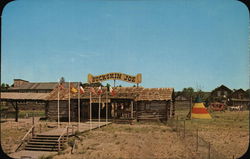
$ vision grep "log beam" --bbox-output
[11,101,19,122]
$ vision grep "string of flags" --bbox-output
[57,80,116,129]
[57,82,116,96]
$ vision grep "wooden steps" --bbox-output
[24,134,67,152]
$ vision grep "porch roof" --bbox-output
[45,87,174,101]
[0,92,49,101]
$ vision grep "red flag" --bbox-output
[97,86,103,95]
[90,87,97,95]
[58,83,64,90]
[109,86,116,96]
[80,86,85,94]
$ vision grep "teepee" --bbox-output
[191,96,212,119]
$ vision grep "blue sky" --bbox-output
[1,0,249,91]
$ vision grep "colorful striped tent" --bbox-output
[191,97,212,119]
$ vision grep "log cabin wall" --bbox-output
[136,100,171,121]
[45,87,174,122]
[46,100,78,121]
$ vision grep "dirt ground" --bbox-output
[0,117,63,154]
[53,123,198,159]
[198,127,249,158]
[1,110,249,159]
[174,109,249,159]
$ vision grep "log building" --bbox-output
[45,86,175,122]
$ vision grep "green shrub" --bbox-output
[68,138,75,147]
[38,154,54,159]
[75,130,81,136]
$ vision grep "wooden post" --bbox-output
[189,96,192,119]
[67,127,69,140]
[15,101,19,122]
[131,100,133,119]
[176,116,178,135]
[78,82,80,131]
[196,128,199,151]
[183,120,186,139]
[166,101,168,120]
[136,102,138,121]
[98,95,101,128]
[58,140,60,153]
[90,92,92,131]
[58,80,60,128]
[172,99,175,117]
[208,142,211,159]
[106,90,108,124]
[169,100,172,118]
[68,81,71,125]
[32,108,35,136]
[40,124,41,133]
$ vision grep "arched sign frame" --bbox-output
[88,72,142,85]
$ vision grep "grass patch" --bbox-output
[174,109,249,131]
[3,110,45,118]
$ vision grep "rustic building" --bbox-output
[45,86,175,122]
[0,92,49,121]
[2,79,78,111]
[174,92,190,110]
[228,89,250,109]
[210,85,232,104]
[7,79,78,93]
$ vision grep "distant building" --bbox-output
[174,92,190,109]
[1,79,78,114]
[210,85,250,109]
[228,89,250,108]
[8,79,60,93]
[210,85,232,104]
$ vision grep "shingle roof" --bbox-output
[0,92,49,100]
[136,88,173,101]
[211,85,232,94]
[46,87,174,101]
[8,82,78,90]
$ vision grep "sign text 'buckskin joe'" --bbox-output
[88,73,142,84]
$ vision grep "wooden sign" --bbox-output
[88,72,142,84]
[91,98,110,103]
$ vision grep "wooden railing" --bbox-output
[57,125,77,152]
[15,125,35,152]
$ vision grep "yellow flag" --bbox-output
[71,87,78,93]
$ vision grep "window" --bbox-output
[224,91,227,96]
[217,91,221,97]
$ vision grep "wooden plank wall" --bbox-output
[46,100,78,121]
[136,100,171,120]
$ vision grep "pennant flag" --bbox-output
[90,87,97,95]
[80,86,85,94]
[97,86,103,95]
[71,84,78,93]
[102,102,105,109]
[109,86,116,96]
